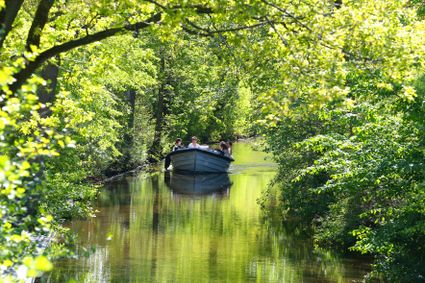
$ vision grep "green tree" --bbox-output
[256,1,425,281]
[2,0,425,281]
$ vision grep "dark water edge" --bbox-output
[40,142,371,283]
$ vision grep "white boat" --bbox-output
[166,148,234,173]
[164,172,232,195]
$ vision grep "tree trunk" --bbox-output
[119,89,137,168]
[26,0,55,51]
[0,0,24,49]
[128,89,136,131]
[148,47,167,161]
[38,56,60,117]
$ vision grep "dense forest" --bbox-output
[1,0,425,282]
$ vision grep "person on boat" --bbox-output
[173,138,184,151]
[219,141,231,157]
[188,136,201,149]
[165,138,185,170]
[227,141,233,156]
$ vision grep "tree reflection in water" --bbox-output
[41,142,370,283]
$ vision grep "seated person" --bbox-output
[173,138,184,151]
[227,141,233,156]
[165,138,184,170]
[219,141,231,157]
[188,136,201,149]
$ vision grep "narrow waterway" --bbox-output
[43,142,370,282]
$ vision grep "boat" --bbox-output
[164,171,232,196]
[165,148,234,173]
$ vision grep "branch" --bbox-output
[185,19,267,35]
[0,0,25,50]
[180,25,211,37]
[265,16,288,46]
[143,0,213,14]
[9,12,162,94]
[82,12,100,36]
[144,0,167,10]
[26,0,55,51]
[260,0,312,32]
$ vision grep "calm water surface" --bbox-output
[43,142,370,282]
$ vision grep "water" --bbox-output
[42,142,370,282]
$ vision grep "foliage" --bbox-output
[154,33,248,143]
[256,1,425,281]
[1,0,425,281]
[0,1,253,281]
[0,71,62,281]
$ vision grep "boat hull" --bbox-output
[167,148,233,173]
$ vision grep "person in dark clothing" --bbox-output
[227,141,233,156]
[219,141,231,157]
[173,138,184,151]
[165,138,184,170]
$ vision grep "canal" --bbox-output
[42,141,370,282]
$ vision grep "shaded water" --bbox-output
[43,142,370,282]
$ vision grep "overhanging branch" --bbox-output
[143,0,213,14]
[9,12,162,94]
[265,16,288,46]
[260,0,312,32]
[184,19,268,35]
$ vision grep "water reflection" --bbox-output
[164,172,232,197]
[41,142,370,283]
